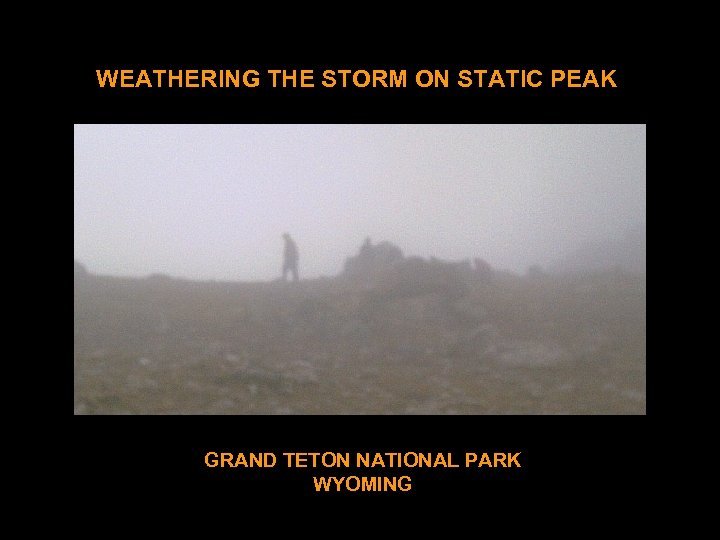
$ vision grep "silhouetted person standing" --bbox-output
[282,233,299,282]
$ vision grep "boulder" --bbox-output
[74,260,88,276]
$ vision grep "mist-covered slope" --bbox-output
[74,246,646,415]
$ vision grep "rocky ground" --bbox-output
[74,267,645,415]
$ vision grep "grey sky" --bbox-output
[74,124,646,281]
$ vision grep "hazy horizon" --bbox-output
[74,124,646,281]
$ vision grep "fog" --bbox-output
[74,124,645,281]
[75,124,646,414]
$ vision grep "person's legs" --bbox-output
[292,264,299,282]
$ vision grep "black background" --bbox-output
[72,30,649,518]
[75,57,644,124]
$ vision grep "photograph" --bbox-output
[74,123,646,415]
